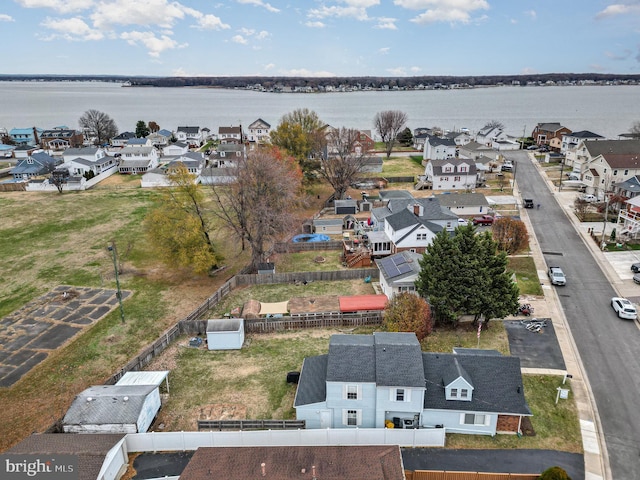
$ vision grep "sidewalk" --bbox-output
[515,157,608,480]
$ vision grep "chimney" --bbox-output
[261,463,266,477]
[312,465,317,480]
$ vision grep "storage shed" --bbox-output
[313,218,343,234]
[334,199,358,215]
[62,384,160,434]
[206,318,245,350]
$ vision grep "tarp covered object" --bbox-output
[259,301,289,316]
[339,295,388,312]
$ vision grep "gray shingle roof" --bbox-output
[294,354,328,406]
[435,192,489,208]
[326,335,375,382]
[423,352,531,415]
[374,332,425,387]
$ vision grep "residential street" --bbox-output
[507,150,640,480]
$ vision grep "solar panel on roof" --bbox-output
[397,263,412,275]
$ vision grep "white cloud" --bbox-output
[120,30,185,57]
[395,0,489,25]
[264,63,275,70]
[378,47,390,54]
[91,0,188,29]
[308,1,380,21]
[605,49,632,60]
[524,10,536,20]
[305,21,325,28]
[231,34,248,44]
[279,68,336,77]
[40,16,104,40]
[15,0,93,14]
[386,67,407,75]
[520,67,538,75]
[596,3,640,19]
[0,14,15,22]
[236,0,280,13]
[255,30,269,40]
[375,17,397,29]
[192,13,230,30]
[239,27,255,36]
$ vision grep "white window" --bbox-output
[416,233,427,240]
[391,388,411,402]
[345,385,359,400]
[463,413,488,425]
[396,389,405,401]
[343,409,361,426]
[461,389,469,399]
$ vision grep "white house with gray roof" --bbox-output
[176,126,204,147]
[424,158,478,191]
[376,251,422,299]
[118,146,159,174]
[436,192,491,217]
[423,135,457,161]
[294,332,531,435]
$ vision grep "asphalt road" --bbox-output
[506,150,640,479]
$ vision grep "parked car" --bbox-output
[526,145,538,150]
[472,215,494,226]
[611,297,638,320]
[548,266,566,286]
[633,273,640,284]
[523,198,534,209]
[501,163,513,172]
[631,263,640,273]
[581,194,598,203]
[566,172,580,181]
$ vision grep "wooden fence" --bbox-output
[0,182,26,192]
[405,472,538,480]
[384,175,416,183]
[273,241,343,253]
[197,419,305,431]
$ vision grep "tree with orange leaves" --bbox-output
[491,217,529,254]
[383,292,433,341]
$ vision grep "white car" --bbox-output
[611,297,638,320]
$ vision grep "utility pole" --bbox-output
[108,242,125,323]
[601,195,609,251]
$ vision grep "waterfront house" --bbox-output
[423,135,457,161]
[218,125,243,144]
[423,158,478,191]
[294,332,531,435]
[9,127,43,146]
[574,139,640,196]
[118,146,159,174]
[209,143,245,168]
[176,126,204,147]
[246,118,271,144]
[111,131,136,147]
[163,141,189,157]
[531,122,572,146]
[11,151,58,181]
[146,129,173,147]
[40,128,84,151]
[62,146,106,164]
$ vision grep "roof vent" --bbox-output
[86,397,93,402]
[123,396,129,402]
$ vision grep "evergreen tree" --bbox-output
[135,120,150,138]
[416,224,519,327]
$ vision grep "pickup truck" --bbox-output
[472,215,494,226]
[548,266,567,286]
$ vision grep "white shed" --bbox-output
[206,318,245,350]
[62,384,161,434]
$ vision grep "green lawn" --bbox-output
[381,156,424,177]
[509,255,544,296]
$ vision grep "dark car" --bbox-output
[633,273,640,284]
[523,198,534,209]
[631,263,640,273]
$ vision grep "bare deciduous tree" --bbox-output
[630,121,640,138]
[318,127,370,200]
[209,147,304,272]
[79,109,118,146]
[483,120,505,131]
[374,110,408,159]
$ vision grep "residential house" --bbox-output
[423,158,478,191]
[617,196,640,239]
[562,131,605,168]
[294,332,531,435]
[443,130,472,147]
[355,130,375,154]
[118,146,159,174]
[376,251,422,299]
[531,122,572,146]
[11,152,59,181]
[40,128,84,151]
[126,137,152,147]
[209,143,245,168]
[218,125,243,144]
[457,141,495,162]
[574,139,640,197]
[436,192,491,217]
[179,446,405,480]
[62,146,106,164]
[423,135,457,161]
[9,127,43,145]
[0,143,16,158]
[163,141,189,157]
[199,167,236,185]
[176,126,204,147]
[475,126,519,150]
[246,118,271,144]
[146,128,173,147]
[111,131,136,147]
[167,152,205,175]
[12,144,39,159]
[413,127,435,150]
[60,146,115,177]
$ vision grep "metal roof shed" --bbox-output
[62,384,160,434]
[116,370,170,394]
[206,318,245,350]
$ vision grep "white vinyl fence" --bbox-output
[125,428,445,453]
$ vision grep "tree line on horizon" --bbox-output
[2,72,640,89]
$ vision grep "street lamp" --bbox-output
[107,242,125,323]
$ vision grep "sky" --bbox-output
[1,0,640,77]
